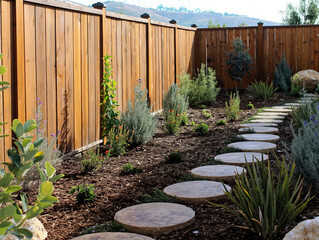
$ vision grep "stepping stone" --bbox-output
[262,108,292,113]
[191,165,245,181]
[72,232,154,240]
[238,133,280,143]
[239,123,278,128]
[271,105,292,109]
[239,126,279,134]
[163,181,231,202]
[257,112,288,116]
[214,152,268,166]
[250,119,283,124]
[228,141,276,153]
[253,115,285,119]
[284,102,302,106]
[114,202,195,235]
[303,93,316,98]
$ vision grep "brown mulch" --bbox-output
[37,91,319,240]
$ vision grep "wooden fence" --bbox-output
[195,23,319,89]
[0,0,196,163]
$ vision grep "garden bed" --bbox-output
[37,91,319,240]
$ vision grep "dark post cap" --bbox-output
[169,19,177,24]
[92,2,105,9]
[191,24,198,28]
[257,22,264,26]
[140,13,150,19]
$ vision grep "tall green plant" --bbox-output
[273,53,292,93]
[226,38,253,84]
[290,101,318,127]
[163,83,188,118]
[212,156,312,240]
[247,80,277,101]
[101,55,119,139]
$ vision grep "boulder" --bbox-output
[4,217,47,240]
[296,69,319,92]
[283,217,319,240]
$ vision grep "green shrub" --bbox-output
[178,173,203,182]
[274,53,292,92]
[121,83,157,145]
[106,124,132,157]
[202,109,212,119]
[247,80,277,101]
[69,184,96,204]
[163,83,188,118]
[81,149,104,173]
[226,38,253,83]
[164,110,182,135]
[179,63,220,106]
[193,122,211,136]
[121,163,142,175]
[225,91,241,121]
[101,55,119,138]
[292,115,319,190]
[80,221,125,235]
[212,156,312,240]
[290,73,303,97]
[165,150,183,164]
[219,146,242,154]
[190,121,196,126]
[215,119,227,126]
[246,102,254,109]
[197,104,207,109]
[290,101,319,128]
[180,112,189,126]
[137,188,179,204]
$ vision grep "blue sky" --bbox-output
[68,0,300,23]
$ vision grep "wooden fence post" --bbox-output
[141,13,151,101]
[14,0,25,122]
[92,2,106,57]
[257,22,264,82]
[170,19,178,83]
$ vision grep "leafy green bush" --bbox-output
[226,38,253,83]
[164,110,182,135]
[190,121,196,126]
[69,184,96,204]
[202,109,212,119]
[246,102,254,109]
[180,112,189,126]
[137,188,179,204]
[121,163,142,175]
[290,101,319,127]
[179,63,220,106]
[215,119,227,126]
[247,80,277,101]
[212,156,312,240]
[193,122,211,136]
[107,124,132,157]
[197,104,207,109]
[225,91,241,121]
[121,83,157,145]
[291,73,303,97]
[80,221,125,235]
[165,150,183,164]
[101,55,119,138]
[274,53,292,92]
[163,83,188,118]
[292,115,319,190]
[81,149,104,173]
[218,146,242,154]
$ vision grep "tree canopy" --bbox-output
[283,0,319,25]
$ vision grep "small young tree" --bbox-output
[226,38,253,85]
[273,53,292,93]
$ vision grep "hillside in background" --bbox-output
[103,1,280,28]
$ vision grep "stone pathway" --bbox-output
[191,165,245,181]
[110,101,299,237]
[72,232,154,240]
[163,181,232,202]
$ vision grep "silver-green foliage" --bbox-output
[163,83,188,117]
[179,63,220,106]
[291,101,319,127]
[292,115,319,190]
[273,53,292,92]
[121,83,157,145]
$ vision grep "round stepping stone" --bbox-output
[239,126,278,133]
[72,232,154,240]
[191,165,245,181]
[257,112,288,116]
[163,181,231,202]
[214,152,268,166]
[239,123,278,128]
[250,119,283,123]
[238,133,280,142]
[284,102,302,106]
[262,108,292,112]
[228,141,276,153]
[303,93,316,97]
[271,105,292,109]
[114,202,195,235]
[253,115,285,119]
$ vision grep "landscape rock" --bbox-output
[296,69,319,92]
[283,217,319,240]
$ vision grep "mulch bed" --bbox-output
[37,90,319,240]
